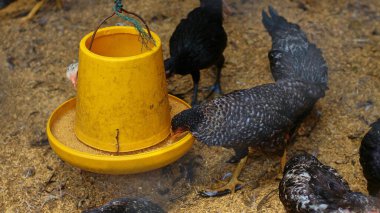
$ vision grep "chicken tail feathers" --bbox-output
[262,6,328,90]
[262,6,295,37]
[335,192,380,212]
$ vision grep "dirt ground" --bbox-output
[0,0,380,212]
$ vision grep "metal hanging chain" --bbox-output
[89,0,155,51]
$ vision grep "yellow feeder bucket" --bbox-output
[76,26,171,152]
[46,26,194,174]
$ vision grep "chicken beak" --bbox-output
[168,127,189,143]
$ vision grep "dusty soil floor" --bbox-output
[0,0,380,212]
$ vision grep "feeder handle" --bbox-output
[121,8,153,38]
[88,10,153,51]
[89,13,116,51]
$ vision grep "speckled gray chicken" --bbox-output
[171,6,329,197]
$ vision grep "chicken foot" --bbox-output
[21,0,63,22]
[199,156,247,197]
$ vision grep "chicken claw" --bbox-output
[200,156,247,197]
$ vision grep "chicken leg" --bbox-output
[281,149,287,172]
[276,148,287,180]
[21,0,63,22]
[200,155,247,197]
[206,55,224,99]
[191,70,200,106]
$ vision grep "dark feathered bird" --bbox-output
[82,198,165,213]
[262,6,328,88]
[164,0,228,105]
[170,6,328,197]
[0,0,14,9]
[360,119,380,197]
[280,153,380,212]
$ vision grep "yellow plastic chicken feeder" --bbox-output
[46,26,194,174]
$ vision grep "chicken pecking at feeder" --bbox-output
[46,1,194,174]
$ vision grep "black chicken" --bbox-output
[23,0,63,22]
[82,198,165,213]
[280,153,380,212]
[164,0,228,105]
[170,6,328,197]
[360,119,380,197]
[0,0,14,9]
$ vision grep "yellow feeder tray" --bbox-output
[46,26,194,174]
[47,96,194,174]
